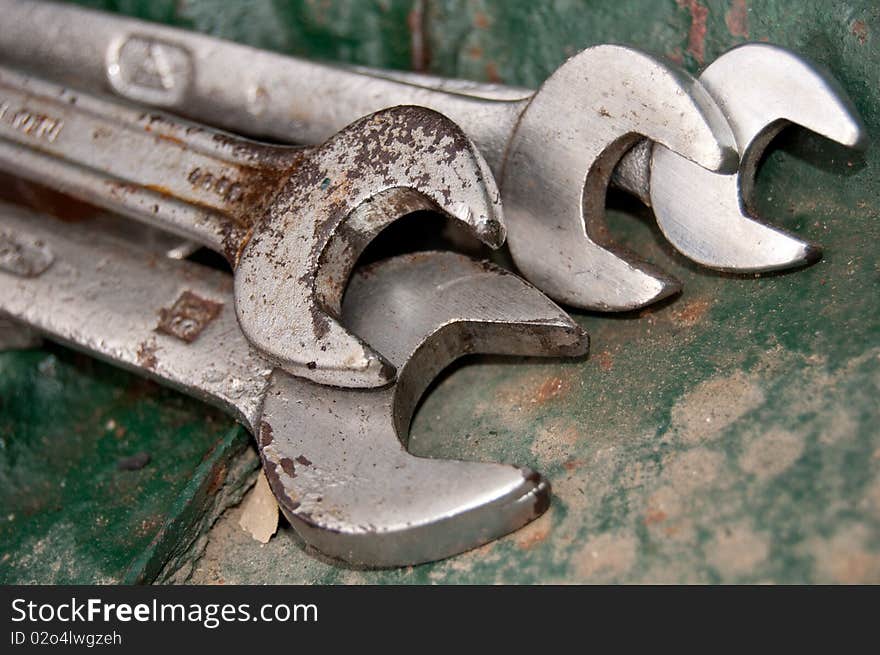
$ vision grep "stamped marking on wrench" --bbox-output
[156,290,223,343]
[106,34,192,106]
[0,99,63,142]
[0,229,54,277]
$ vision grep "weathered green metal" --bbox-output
[0,346,257,583]
[2,0,877,583]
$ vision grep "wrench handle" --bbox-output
[0,200,268,427]
[0,0,520,173]
[0,65,294,260]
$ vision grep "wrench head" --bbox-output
[234,106,506,388]
[650,43,867,272]
[501,44,739,311]
[258,251,588,566]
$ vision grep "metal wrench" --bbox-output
[647,43,866,271]
[0,65,506,389]
[0,202,587,566]
[336,46,866,272]
[0,0,739,311]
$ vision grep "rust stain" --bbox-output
[563,458,585,471]
[156,290,223,343]
[0,174,100,223]
[514,515,551,550]
[467,45,483,60]
[473,12,490,29]
[136,338,159,371]
[155,132,185,146]
[259,422,273,448]
[279,457,296,478]
[485,61,501,83]
[595,350,614,372]
[205,463,228,496]
[644,509,668,525]
[725,0,749,38]
[407,0,430,72]
[852,20,868,45]
[496,371,575,411]
[534,376,568,403]
[666,46,684,65]
[677,0,709,63]
[672,297,712,327]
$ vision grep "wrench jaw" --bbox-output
[650,43,867,272]
[258,379,552,569]
[257,251,588,567]
[233,106,506,389]
[500,44,738,311]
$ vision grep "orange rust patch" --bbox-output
[473,12,490,29]
[664,523,685,537]
[534,376,568,403]
[595,350,614,372]
[515,516,551,550]
[677,0,709,63]
[485,61,501,83]
[0,174,100,223]
[644,509,668,525]
[136,339,159,371]
[206,463,228,496]
[666,46,684,65]
[156,291,223,343]
[468,45,483,60]
[725,0,749,38]
[155,132,185,146]
[672,297,712,327]
[852,20,868,44]
[494,371,576,412]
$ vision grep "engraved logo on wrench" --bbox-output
[106,35,192,107]
[0,99,63,142]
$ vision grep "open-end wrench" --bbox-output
[339,46,866,272]
[0,0,739,311]
[645,43,866,271]
[0,201,588,566]
[0,65,506,389]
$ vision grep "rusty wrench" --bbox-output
[0,65,506,388]
[0,0,739,311]
[0,201,587,566]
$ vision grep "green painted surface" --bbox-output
[0,346,257,583]
[4,0,877,582]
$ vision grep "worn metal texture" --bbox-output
[14,6,857,296]
[0,202,585,566]
[0,2,745,312]
[4,0,878,582]
[0,64,506,387]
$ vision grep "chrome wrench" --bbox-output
[0,201,587,566]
